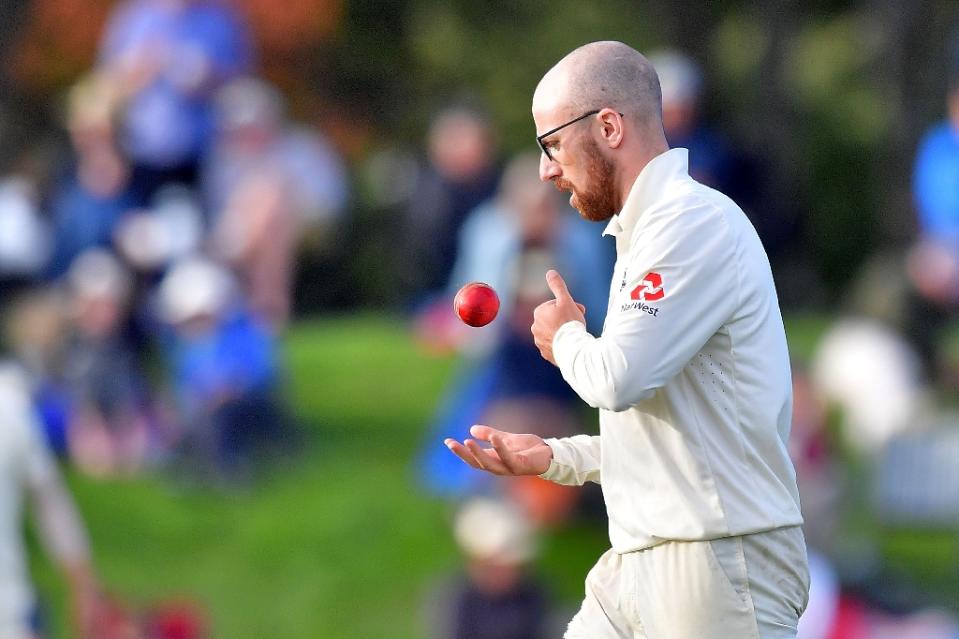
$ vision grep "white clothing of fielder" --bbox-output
[540,148,809,637]
[0,369,91,638]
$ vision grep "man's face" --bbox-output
[536,121,617,223]
[533,71,619,222]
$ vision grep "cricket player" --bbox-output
[0,366,102,638]
[445,41,809,638]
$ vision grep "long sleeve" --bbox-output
[540,435,602,485]
[552,200,739,413]
[23,417,91,569]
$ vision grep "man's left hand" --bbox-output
[531,270,586,365]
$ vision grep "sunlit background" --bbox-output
[1,1,959,637]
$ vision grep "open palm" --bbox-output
[445,425,552,476]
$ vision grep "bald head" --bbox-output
[534,41,663,130]
[532,42,669,221]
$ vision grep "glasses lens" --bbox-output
[537,138,552,160]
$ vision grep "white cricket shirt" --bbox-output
[542,148,803,553]
[0,381,57,637]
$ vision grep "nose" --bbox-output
[539,153,561,182]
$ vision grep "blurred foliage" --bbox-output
[402,0,659,150]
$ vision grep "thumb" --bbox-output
[546,269,574,304]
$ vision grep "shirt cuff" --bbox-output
[552,320,587,370]
[538,437,565,481]
[539,437,589,485]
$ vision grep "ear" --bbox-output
[598,108,624,150]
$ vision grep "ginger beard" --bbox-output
[554,137,618,222]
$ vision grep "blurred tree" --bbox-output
[402,0,661,152]
[5,0,113,94]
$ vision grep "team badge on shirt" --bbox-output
[631,272,664,302]
[621,272,664,316]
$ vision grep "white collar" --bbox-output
[602,147,690,239]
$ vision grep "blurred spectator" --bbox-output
[401,105,501,303]
[203,77,348,328]
[907,64,959,374]
[144,599,208,639]
[425,497,550,639]
[157,256,287,484]
[417,155,613,509]
[416,153,611,354]
[47,73,136,278]
[448,155,611,334]
[64,593,209,639]
[649,50,732,192]
[790,369,843,639]
[114,184,205,277]
[913,67,959,250]
[0,363,105,638]
[873,421,959,527]
[789,365,844,552]
[649,50,796,263]
[62,250,157,477]
[5,290,71,455]
[817,597,959,639]
[796,549,840,639]
[0,167,51,297]
[810,317,931,456]
[97,0,255,205]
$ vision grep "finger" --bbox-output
[444,439,484,470]
[453,438,500,472]
[470,424,507,441]
[465,439,510,474]
[546,269,574,303]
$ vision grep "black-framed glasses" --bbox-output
[536,109,623,161]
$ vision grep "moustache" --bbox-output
[553,179,573,193]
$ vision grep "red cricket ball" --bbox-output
[453,282,500,327]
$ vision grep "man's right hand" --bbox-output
[445,425,553,476]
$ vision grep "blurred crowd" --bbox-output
[0,0,349,636]
[0,0,350,483]
[4,2,959,637]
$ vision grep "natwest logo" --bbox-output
[630,272,664,302]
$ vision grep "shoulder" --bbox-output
[641,179,737,239]
[626,181,751,281]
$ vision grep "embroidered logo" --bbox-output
[630,272,664,302]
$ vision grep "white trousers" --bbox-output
[565,526,809,639]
